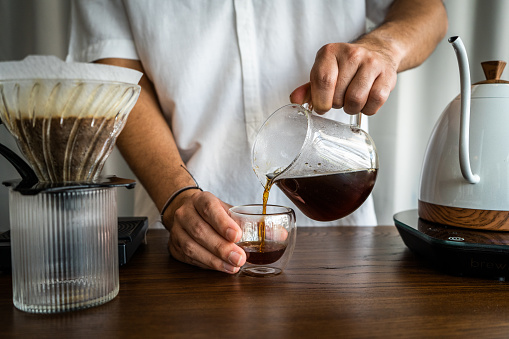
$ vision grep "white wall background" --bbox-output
[1,0,508,232]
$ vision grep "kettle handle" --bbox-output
[449,36,480,184]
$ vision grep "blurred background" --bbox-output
[1,0,509,231]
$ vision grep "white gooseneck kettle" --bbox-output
[419,36,509,231]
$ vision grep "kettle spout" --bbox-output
[449,36,480,184]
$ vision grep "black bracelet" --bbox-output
[160,165,202,221]
[160,185,203,221]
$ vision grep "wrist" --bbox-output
[160,186,202,230]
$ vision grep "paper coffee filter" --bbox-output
[0,55,142,84]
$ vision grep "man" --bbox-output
[68,0,447,274]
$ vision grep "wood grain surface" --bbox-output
[419,200,509,231]
[2,227,509,338]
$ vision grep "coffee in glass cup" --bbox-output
[229,204,296,277]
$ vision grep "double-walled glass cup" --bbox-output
[229,205,296,277]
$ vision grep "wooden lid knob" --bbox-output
[474,61,509,84]
[482,61,506,80]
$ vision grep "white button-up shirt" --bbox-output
[67,0,393,226]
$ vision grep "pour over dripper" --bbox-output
[0,79,140,183]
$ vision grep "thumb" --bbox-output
[290,82,311,105]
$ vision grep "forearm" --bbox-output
[95,58,197,220]
[95,59,245,273]
[357,0,448,72]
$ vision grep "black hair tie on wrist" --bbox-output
[159,165,202,221]
[160,185,203,220]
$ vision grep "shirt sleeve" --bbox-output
[366,0,395,26]
[66,0,139,63]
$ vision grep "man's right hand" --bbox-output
[163,189,247,274]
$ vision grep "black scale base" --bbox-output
[395,209,509,281]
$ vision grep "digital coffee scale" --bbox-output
[395,209,509,280]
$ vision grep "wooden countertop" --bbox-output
[2,226,509,338]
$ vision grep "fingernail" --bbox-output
[223,262,239,274]
[228,251,243,266]
[226,228,239,242]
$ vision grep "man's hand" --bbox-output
[290,0,447,116]
[164,189,247,274]
[290,41,398,115]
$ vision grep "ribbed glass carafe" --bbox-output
[9,187,118,313]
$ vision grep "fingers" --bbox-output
[331,49,361,111]
[265,225,289,242]
[299,42,397,115]
[361,74,395,116]
[168,191,246,274]
[169,224,243,273]
[342,63,382,115]
[194,192,242,243]
[309,44,339,114]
